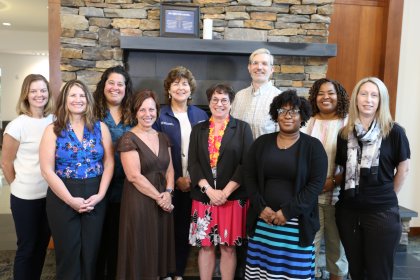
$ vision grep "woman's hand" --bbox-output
[259,207,276,225]
[68,197,91,213]
[206,188,227,206]
[272,209,287,226]
[83,193,105,211]
[176,176,191,192]
[323,178,336,192]
[156,192,173,212]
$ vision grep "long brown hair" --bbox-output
[53,80,96,136]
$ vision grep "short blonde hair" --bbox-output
[16,74,54,117]
[341,77,394,138]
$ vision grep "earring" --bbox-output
[188,95,192,100]
[168,95,172,99]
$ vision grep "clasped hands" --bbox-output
[156,192,174,212]
[69,194,103,213]
[206,188,228,206]
[259,206,286,226]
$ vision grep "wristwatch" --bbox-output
[200,185,210,193]
[166,188,174,195]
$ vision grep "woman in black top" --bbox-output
[244,90,327,279]
[188,84,253,280]
[335,77,410,280]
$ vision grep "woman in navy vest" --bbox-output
[154,66,208,280]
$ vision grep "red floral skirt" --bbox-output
[189,199,249,247]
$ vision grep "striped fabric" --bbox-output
[245,219,315,280]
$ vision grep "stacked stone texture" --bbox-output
[60,0,334,94]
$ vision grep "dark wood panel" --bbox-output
[355,5,384,79]
[382,0,404,117]
[334,0,385,6]
[328,5,363,93]
[327,3,385,93]
[328,0,403,117]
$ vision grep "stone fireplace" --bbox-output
[60,0,336,102]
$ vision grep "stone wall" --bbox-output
[60,0,335,94]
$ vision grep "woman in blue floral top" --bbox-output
[40,80,114,280]
[93,66,133,280]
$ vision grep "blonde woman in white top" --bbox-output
[1,74,54,280]
[301,78,349,280]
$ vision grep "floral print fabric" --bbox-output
[55,121,104,179]
[208,116,229,168]
[189,199,249,247]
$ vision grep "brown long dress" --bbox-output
[116,131,175,280]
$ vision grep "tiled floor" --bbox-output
[1,177,420,279]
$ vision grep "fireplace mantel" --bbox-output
[120,36,336,106]
[120,36,336,57]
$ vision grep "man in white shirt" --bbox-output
[231,48,281,139]
[231,49,281,278]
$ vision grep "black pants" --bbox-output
[96,200,121,280]
[173,190,192,276]
[11,195,50,280]
[46,177,106,280]
[335,205,401,280]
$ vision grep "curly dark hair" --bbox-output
[163,66,197,105]
[205,83,235,103]
[93,65,134,126]
[269,89,312,127]
[308,78,349,118]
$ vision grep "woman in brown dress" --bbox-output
[117,89,175,280]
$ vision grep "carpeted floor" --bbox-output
[1,236,420,279]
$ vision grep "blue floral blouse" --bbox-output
[55,121,104,179]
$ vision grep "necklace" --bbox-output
[277,133,300,150]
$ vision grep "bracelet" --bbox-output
[200,185,210,194]
[165,188,174,196]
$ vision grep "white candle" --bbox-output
[203,18,213,40]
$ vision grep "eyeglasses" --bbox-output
[210,98,230,105]
[277,108,300,117]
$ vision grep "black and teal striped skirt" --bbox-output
[245,218,315,279]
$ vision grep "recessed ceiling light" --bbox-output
[2,22,12,26]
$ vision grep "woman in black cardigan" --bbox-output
[188,84,253,280]
[244,89,327,280]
